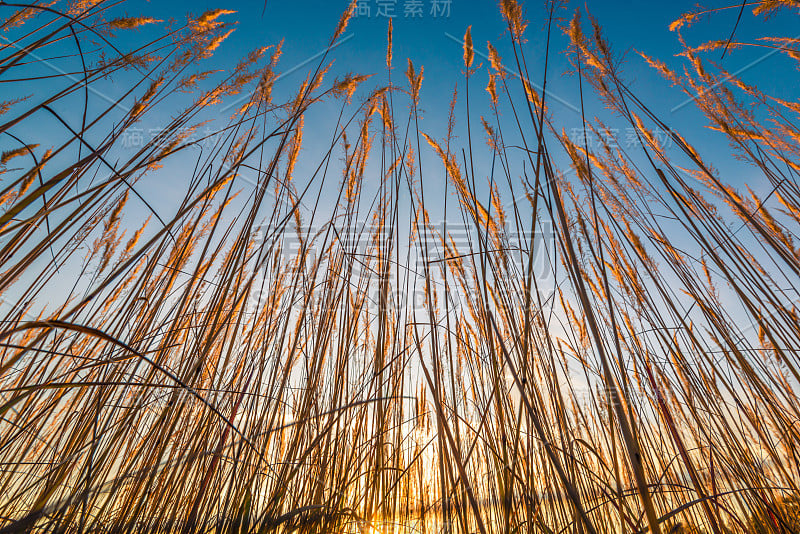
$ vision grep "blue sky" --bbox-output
[6,0,798,207]
[108,0,800,202]
[2,0,799,316]
[204,0,797,226]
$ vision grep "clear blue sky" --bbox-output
[108,0,800,203]
[3,0,799,293]
[6,0,798,204]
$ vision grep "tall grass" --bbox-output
[1,0,800,532]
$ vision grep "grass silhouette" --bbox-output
[1,1,800,532]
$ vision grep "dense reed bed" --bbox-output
[1,0,800,532]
